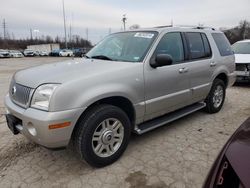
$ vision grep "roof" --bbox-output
[122,26,222,34]
[235,39,250,43]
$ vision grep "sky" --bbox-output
[0,0,250,44]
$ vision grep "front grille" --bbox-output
[9,80,33,108]
[236,64,247,71]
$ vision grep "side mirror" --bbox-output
[150,54,173,68]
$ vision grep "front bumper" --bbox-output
[4,94,86,148]
[235,71,250,80]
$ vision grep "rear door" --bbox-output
[184,32,214,103]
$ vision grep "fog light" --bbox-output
[27,122,37,136]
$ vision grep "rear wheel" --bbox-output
[74,104,131,167]
[204,79,226,113]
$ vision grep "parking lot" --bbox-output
[0,57,249,188]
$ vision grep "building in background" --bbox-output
[27,43,60,53]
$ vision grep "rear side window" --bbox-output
[212,33,233,56]
[186,33,206,59]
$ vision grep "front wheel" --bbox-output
[204,79,226,113]
[74,105,131,167]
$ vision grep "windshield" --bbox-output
[232,42,250,54]
[87,31,158,62]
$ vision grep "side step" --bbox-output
[134,102,206,135]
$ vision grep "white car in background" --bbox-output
[0,49,10,58]
[39,51,49,56]
[59,49,74,57]
[232,40,250,81]
[9,50,24,58]
[23,49,35,57]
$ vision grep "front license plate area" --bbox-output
[235,71,250,77]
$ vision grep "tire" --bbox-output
[204,79,226,114]
[73,104,131,167]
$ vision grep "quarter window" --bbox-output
[212,33,233,56]
[154,32,184,63]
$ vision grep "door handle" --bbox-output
[179,67,189,73]
[210,61,217,67]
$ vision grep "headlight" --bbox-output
[31,84,59,111]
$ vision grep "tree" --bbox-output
[223,20,250,44]
[129,24,140,30]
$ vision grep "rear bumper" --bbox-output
[4,94,86,148]
[227,72,236,87]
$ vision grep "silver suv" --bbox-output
[5,26,236,167]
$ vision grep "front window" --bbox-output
[87,31,158,62]
[232,42,250,54]
[154,32,184,63]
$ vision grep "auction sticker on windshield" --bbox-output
[134,32,154,39]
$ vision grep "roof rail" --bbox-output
[154,25,173,28]
[174,25,216,30]
[195,26,216,31]
[153,25,216,31]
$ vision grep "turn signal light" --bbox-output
[49,122,71,130]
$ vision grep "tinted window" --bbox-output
[212,33,233,56]
[154,32,184,63]
[201,33,212,57]
[186,33,206,59]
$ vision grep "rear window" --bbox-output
[212,33,233,56]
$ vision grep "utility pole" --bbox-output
[3,19,7,40]
[69,23,72,44]
[62,0,67,48]
[122,14,127,31]
[84,28,89,48]
[30,28,33,40]
[86,28,89,41]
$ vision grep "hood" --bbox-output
[235,54,250,64]
[14,58,139,88]
[225,118,250,188]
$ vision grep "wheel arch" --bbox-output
[214,72,228,87]
[71,96,136,140]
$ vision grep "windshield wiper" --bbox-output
[90,55,113,61]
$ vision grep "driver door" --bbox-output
[144,32,191,121]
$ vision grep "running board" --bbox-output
[134,102,206,135]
